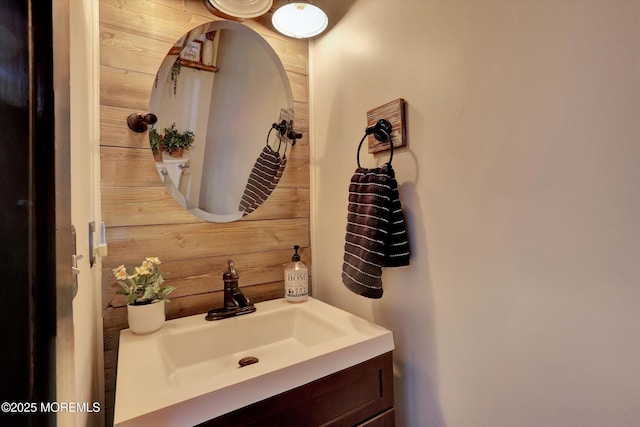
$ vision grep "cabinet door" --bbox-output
[198,352,394,427]
[358,408,395,427]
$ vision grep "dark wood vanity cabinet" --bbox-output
[198,352,394,427]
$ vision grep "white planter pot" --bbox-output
[127,300,166,335]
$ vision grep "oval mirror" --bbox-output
[149,21,294,222]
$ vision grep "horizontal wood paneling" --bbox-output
[100,0,210,45]
[104,218,309,266]
[288,71,309,103]
[101,186,202,226]
[102,247,311,309]
[100,25,308,77]
[262,34,309,75]
[99,0,310,423]
[294,101,310,135]
[100,146,162,187]
[100,26,170,74]
[100,66,155,110]
[242,187,310,220]
[102,186,309,226]
[100,103,309,151]
[100,146,309,188]
[100,106,151,149]
[100,65,307,112]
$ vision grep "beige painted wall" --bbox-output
[310,1,640,426]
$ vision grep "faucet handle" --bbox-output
[224,260,239,279]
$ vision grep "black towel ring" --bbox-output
[278,134,289,156]
[357,119,394,168]
[265,125,284,153]
[265,126,275,149]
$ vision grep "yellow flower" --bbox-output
[134,266,151,276]
[112,265,127,281]
[113,257,173,303]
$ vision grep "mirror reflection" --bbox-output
[149,20,294,222]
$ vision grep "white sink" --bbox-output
[114,297,394,426]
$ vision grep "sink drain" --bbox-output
[238,356,259,367]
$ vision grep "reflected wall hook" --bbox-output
[271,119,303,146]
[287,129,303,143]
[272,120,288,135]
[127,112,158,132]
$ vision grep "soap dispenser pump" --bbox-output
[284,245,308,303]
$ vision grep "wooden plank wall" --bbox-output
[99,0,310,423]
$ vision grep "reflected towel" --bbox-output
[239,146,281,215]
[243,155,287,216]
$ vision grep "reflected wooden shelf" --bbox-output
[177,58,218,72]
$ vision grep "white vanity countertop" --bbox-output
[114,297,394,427]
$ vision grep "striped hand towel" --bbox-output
[342,163,410,298]
[239,146,281,214]
[243,154,287,216]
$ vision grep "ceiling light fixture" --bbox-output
[272,2,328,39]
[203,0,273,20]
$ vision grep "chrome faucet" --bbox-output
[205,260,256,321]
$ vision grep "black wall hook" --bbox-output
[272,120,288,135]
[127,112,158,133]
[365,118,393,143]
[358,118,394,167]
[272,119,303,146]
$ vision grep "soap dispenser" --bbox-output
[284,245,308,303]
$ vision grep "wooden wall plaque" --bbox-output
[366,98,406,154]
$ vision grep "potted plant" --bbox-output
[113,257,176,334]
[163,122,195,158]
[149,126,164,162]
